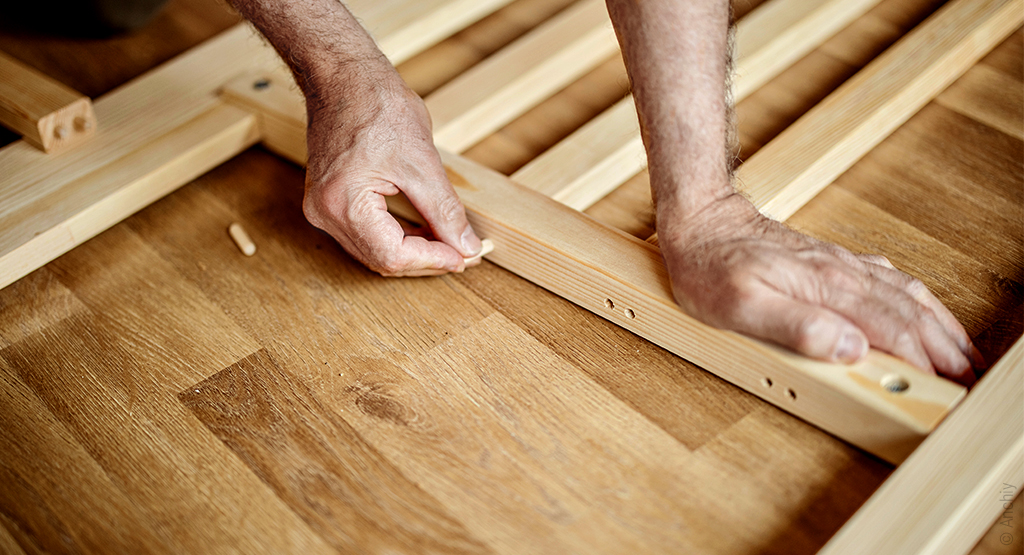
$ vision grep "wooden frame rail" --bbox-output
[0,0,1021,552]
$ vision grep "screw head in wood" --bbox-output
[253,78,271,90]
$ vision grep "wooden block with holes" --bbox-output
[0,52,97,152]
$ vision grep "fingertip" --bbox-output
[832,329,868,364]
[461,226,482,257]
[970,343,987,370]
[948,366,977,388]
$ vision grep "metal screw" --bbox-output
[253,79,271,90]
[881,374,910,394]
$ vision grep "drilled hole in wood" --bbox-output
[761,377,773,388]
[54,126,68,139]
[74,116,92,132]
[881,374,910,394]
[785,388,797,401]
[604,298,614,310]
[253,78,271,90]
[624,308,635,319]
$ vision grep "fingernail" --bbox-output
[970,344,987,369]
[461,226,482,256]
[834,332,866,363]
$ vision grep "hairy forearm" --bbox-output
[228,0,400,113]
[605,0,734,225]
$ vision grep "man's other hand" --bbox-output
[658,194,984,386]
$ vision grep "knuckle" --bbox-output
[818,264,860,292]
[795,312,829,349]
[372,251,406,276]
[905,277,928,297]
[433,193,464,223]
[302,191,328,229]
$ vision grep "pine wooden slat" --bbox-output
[511,0,884,210]
[426,0,619,153]
[0,0,510,291]
[349,0,516,65]
[821,338,1024,555]
[0,52,97,153]
[739,0,1024,220]
[511,95,643,210]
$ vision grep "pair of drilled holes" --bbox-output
[761,377,798,401]
[760,373,910,401]
[604,298,635,319]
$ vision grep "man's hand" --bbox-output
[303,68,482,277]
[230,0,482,277]
[659,194,983,386]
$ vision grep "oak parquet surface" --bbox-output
[0,268,85,349]
[0,0,1020,553]
[181,349,490,555]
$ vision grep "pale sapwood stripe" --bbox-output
[821,337,1024,555]
[351,0,516,65]
[426,0,620,153]
[512,0,885,211]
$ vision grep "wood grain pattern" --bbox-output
[834,103,1023,286]
[122,150,870,554]
[427,0,619,152]
[733,0,883,99]
[936,63,1024,140]
[0,51,97,152]
[0,358,166,554]
[0,267,86,349]
[739,0,1023,220]
[349,0,516,65]
[181,349,490,555]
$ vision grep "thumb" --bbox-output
[401,174,482,259]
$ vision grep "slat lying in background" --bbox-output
[222,72,967,465]
[821,338,1024,555]
[739,0,1024,220]
[426,0,619,153]
[350,0,516,65]
[0,52,98,153]
[0,0,514,290]
[511,0,885,210]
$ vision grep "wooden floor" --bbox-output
[0,0,1021,553]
